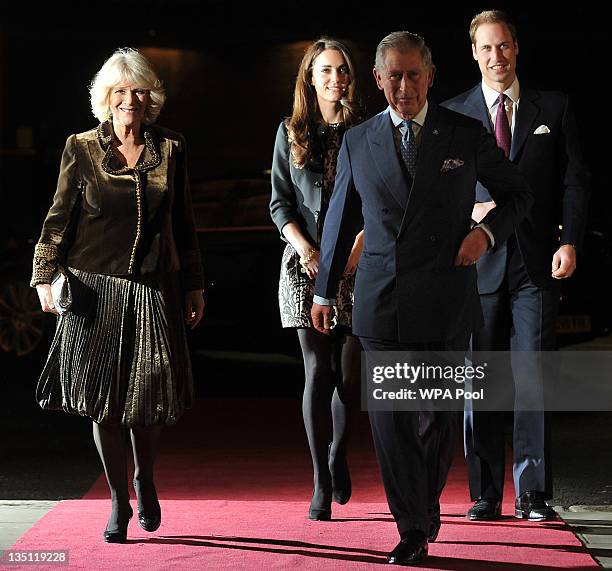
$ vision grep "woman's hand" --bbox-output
[36,284,59,315]
[301,249,320,280]
[344,247,361,275]
[281,223,320,280]
[344,229,364,275]
[184,290,205,329]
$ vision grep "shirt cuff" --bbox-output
[474,223,495,249]
[313,295,335,306]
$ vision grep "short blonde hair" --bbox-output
[469,10,517,45]
[89,47,166,125]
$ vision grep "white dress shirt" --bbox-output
[481,77,520,137]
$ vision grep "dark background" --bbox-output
[1,2,608,205]
[2,1,610,350]
[1,3,611,504]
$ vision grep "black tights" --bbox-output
[297,328,361,490]
[92,422,163,529]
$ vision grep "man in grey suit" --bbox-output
[443,10,590,523]
[311,31,532,565]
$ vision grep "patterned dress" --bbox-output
[278,123,355,329]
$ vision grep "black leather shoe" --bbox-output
[387,531,428,565]
[328,445,352,505]
[134,479,162,532]
[467,498,502,520]
[515,491,557,521]
[308,486,332,521]
[138,505,161,532]
[103,504,133,543]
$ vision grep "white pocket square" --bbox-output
[534,125,550,135]
[441,158,464,172]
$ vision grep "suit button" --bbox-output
[429,235,436,242]
[314,180,322,187]
[382,208,390,214]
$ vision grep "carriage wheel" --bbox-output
[0,281,46,356]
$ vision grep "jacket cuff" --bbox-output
[473,223,495,249]
[180,250,205,292]
[30,243,59,287]
[181,270,205,292]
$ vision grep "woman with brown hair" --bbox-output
[270,38,364,520]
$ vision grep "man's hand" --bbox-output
[471,201,496,224]
[311,303,334,335]
[552,245,577,279]
[454,228,490,266]
[184,290,205,329]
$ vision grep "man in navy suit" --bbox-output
[311,31,532,565]
[443,10,590,523]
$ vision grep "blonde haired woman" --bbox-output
[32,48,204,542]
[270,38,364,520]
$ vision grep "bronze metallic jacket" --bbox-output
[30,121,204,291]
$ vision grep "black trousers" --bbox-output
[466,236,559,500]
[360,331,469,536]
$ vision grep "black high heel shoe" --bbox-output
[103,504,133,543]
[328,444,352,505]
[308,486,332,521]
[133,479,161,532]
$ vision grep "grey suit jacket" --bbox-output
[269,121,326,245]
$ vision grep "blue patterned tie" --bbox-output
[401,119,417,178]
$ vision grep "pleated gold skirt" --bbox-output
[36,268,194,426]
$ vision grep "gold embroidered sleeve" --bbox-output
[30,243,59,286]
[30,134,81,287]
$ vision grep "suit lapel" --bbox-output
[398,103,452,238]
[465,85,492,133]
[510,88,540,161]
[463,84,540,163]
[366,111,410,209]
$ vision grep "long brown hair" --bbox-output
[286,38,362,168]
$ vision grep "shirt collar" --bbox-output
[481,77,520,109]
[388,100,429,129]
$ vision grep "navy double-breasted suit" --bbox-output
[316,103,532,342]
[314,102,532,534]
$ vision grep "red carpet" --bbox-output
[8,399,597,569]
